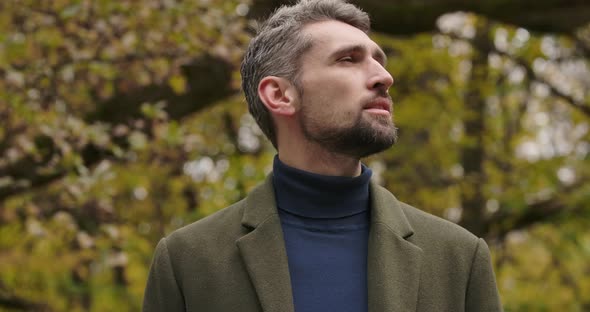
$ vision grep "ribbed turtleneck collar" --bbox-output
[272,155,372,219]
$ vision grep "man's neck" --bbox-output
[277,147,362,177]
[274,118,363,177]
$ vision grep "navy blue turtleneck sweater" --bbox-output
[272,156,371,312]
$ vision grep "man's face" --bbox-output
[294,20,397,158]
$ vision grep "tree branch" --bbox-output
[446,30,590,118]
[490,181,586,240]
[0,54,235,202]
[251,0,590,35]
[0,281,52,311]
[86,53,235,123]
[494,50,590,117]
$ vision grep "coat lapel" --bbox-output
[236,176,294,312]
[235,176,422,312]
[368,182,423,312]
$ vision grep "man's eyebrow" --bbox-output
[375,47,388,66]
[330,44,388,65]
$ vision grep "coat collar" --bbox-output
[367,181,423,312]
[236,175,422,312]
[236,175,294,312]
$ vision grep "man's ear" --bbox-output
[258,76,297,116]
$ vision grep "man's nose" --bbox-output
[367,61,394,92]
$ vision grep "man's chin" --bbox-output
[354,139,395,158]
[347,127,397,158]
[364,116,396,139]
[368,113,393,126]
[301,116,397,157]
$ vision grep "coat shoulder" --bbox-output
[399,200,478,246]
[399,202,477,240]
[372,182,478,245]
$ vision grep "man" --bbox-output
[143,0,503,311]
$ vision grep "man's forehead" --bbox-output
[302,20,382,55]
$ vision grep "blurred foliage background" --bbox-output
[0,0,589,311]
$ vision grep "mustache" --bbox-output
[362,91,393,108]
[377,88,390,99]
[364,89,391,102]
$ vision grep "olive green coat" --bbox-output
[143,176,502,311]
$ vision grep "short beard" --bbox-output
[300,107,398,158]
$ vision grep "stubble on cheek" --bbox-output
[305,109,358,140]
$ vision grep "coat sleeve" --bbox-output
[465,238,503,312]
[143,238,186,312]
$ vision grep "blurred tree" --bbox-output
[0,0,589,310]
[371,13,590,309]
[252,0,590,34]
[0,0,251,310]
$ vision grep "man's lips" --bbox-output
[363,98,392,115]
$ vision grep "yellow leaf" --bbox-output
[168,74,186,94]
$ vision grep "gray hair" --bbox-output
[240,0,370,149]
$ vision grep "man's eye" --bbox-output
[339,56,354,62]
